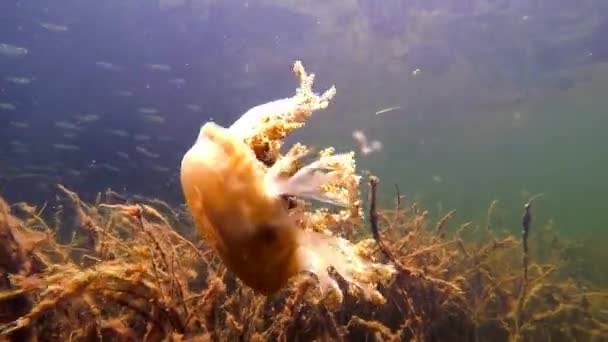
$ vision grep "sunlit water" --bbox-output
[1,0,606,248]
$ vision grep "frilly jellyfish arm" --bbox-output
[228,98,297,140]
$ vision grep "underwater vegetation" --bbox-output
[0,62,606,342]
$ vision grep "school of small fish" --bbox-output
[0,15,210,193]
[0,7,398,215]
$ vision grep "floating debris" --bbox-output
[352,130,382,155]
[0,43,28,57]
[512,111,527,128]
[513,111,522,120]
[375,106,402,116]
[432,175,444,183]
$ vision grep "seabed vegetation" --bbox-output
[0,62,606,342]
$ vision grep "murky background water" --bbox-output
[1,0,606,243]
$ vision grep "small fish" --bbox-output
[141,114,165,123]
[10,140,26,147]
[66,169,82,177]
[116,151,130,160]
[135,146,159,158]
[145,63,172,72]
[133,134,151,141]
[186,104,202,112]
[0,103,16,111]
[151,164,170,173]
[375,106,402,116]
[157,135,174,142]
[95,61,122,71]
[3,76,32,85]
[138,107,159,114]
[169,78,186,88]
[40,22,69,32]
[114,90,133,97]
[0,43,28,57]
[105,129,129,137]
[74,114,100,123]
[97,163,120,172]
[54,121,82,130]
[11,147,28,154]
[10,121,29,128]
[52,143,80,151]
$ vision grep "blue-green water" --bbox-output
[1,0,606,244]
[1,2,607,339]
[292,63,608,243]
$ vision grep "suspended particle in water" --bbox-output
[352,130,382,156]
